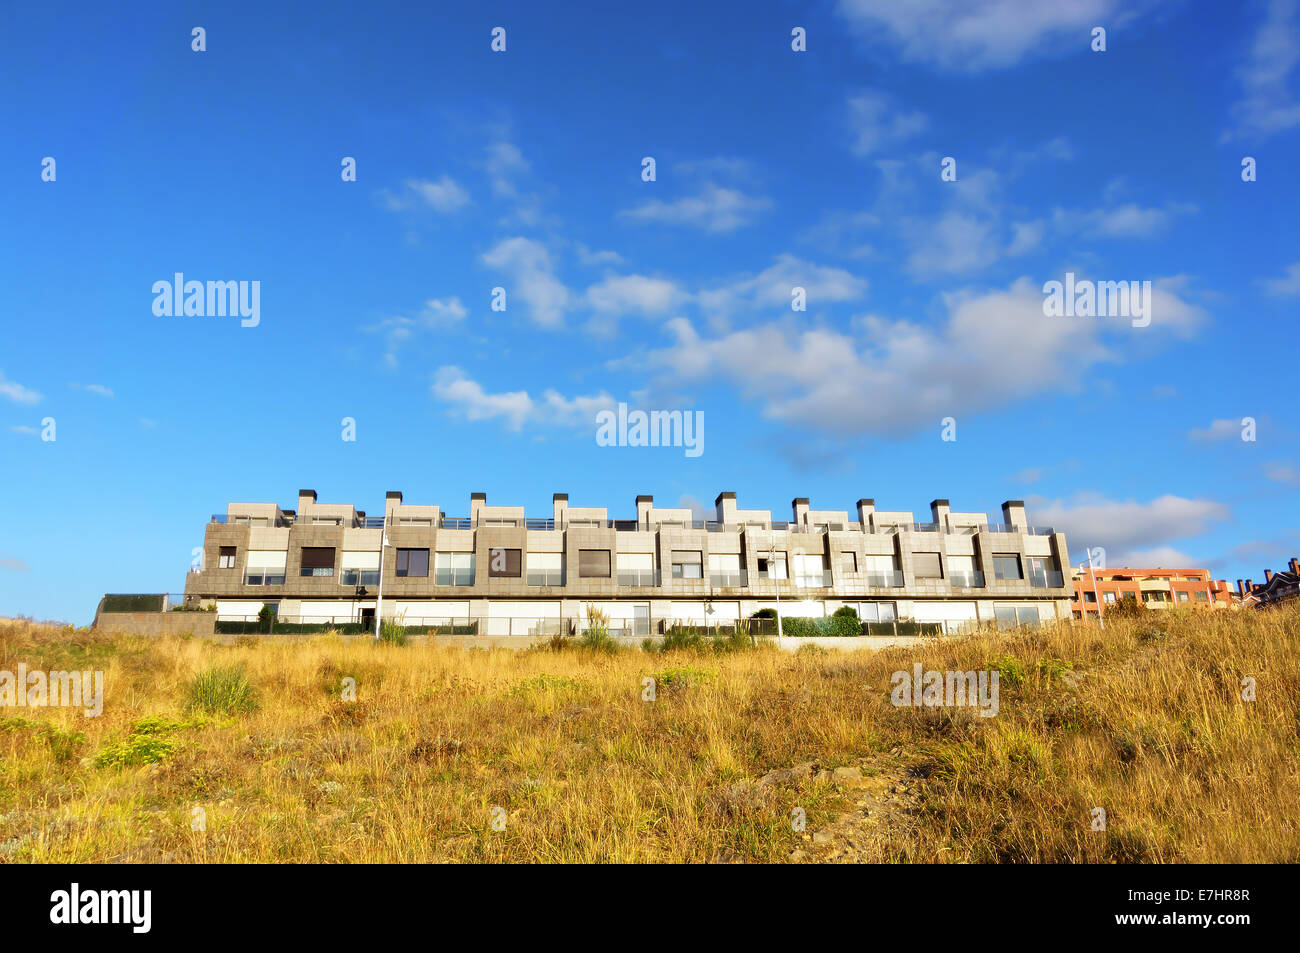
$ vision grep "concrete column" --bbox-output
[554,493,569,528]
[856,499,875,532]
[715,492,738,524]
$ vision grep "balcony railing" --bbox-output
[340,570,380,587]
[793,570,833,588]
[865,571,904,587]
[949,570,986,588]
[1029,570,1066,589]
[708,570,748,587]
[433,570,475,586]
[243,572,286,586]
[526,569,564,587]
[616,570,659,587]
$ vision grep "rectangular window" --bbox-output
[218,546,236,569]
[995,606,1040,629]
[488,548,522,578]
[707,553,743,586]
[841,552,857,574]
[339,551,380,587]
[1193,591,1209,602]
[245,550,287,586]
[913,552,943,580]
[527,551,563,586]
[578,549,612,578]
[1177,591,1190,602]
[993,554,1022,581]
[1084,591,1097,603]
[1103,591,1117,603]
[396,548,429,578]
[434,552,475,586]
[856,602,897,623]
[757,553,788,579]
[670,550,702,580]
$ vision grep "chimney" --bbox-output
[792,498,810,526]
[384,490,403,520]
[1001,500,1027,530]
[553,493,569,527]
[856,499,875,532]
[470,492,486,524]
[298,489,317,511]
[1289,557,1299,577]
[1237,579,1245,597]
[930,499,951,531]
[1245,579,1253,594]
[636,494,653,529]
[715,492,738,525]
[1265,569,1274,583]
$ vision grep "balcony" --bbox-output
[340,570,380,587]
[526,569,564,587]
[616,570,659,587]
[433,570,475,586]
[792,570,833,588]
[1029,570,1066,589]
[708,570,748,587]
[949,570,986,588]
[865,571,905,587]
[243,572,286,586]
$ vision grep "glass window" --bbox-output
[578,549,612,578]
[396,548,429,578]
[300,547,336,577]
[434,552,475,586]
[913,552,943,579]
[670,550,702,579]
[218,546,236,569]
[993,555,1022,580]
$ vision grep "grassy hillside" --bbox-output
[1,605,1296,863]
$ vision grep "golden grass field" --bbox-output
[1,604,1297,863]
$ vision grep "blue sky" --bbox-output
[2,0,1297,624]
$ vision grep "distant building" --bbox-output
[1236,558,1300,609]
[1070,567,1233,619]
[180,489,1074,634]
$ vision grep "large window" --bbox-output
[488,548,522,578]
[863,554,901,586]
[792,552,829,587]
[245,551,287,586]
[995,606,1040,629]
[396,548,429,578]
[340,551,380,587]
[913,552,943,580]
[670,550,702,580]
[855,602,897,623]
[757,553,788,579]
[527,552,563,586]
[616,553,655,586]
[993,554,1023,581]
[708,553,743,586]
[577,549,611,578]
[218,546,236,570]
[435,552,475,586]
[300,547,336,578]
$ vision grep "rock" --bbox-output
[789,849,810,862]
[832,766,862,783]
[812,830,832,845]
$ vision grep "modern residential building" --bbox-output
[1236,558,1300,609]
[181,489,1073,635]
[1070,567,1233,618]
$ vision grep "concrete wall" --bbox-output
[95,612,216,637]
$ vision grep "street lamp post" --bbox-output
[1082,551,1105,630]
[769,543,784,638]
[374,514,390,641]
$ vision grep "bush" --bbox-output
[778,614,863,637]
[1107,595,1147,619]
[577,604,620,654]
[378,617,408,646]
[751,608,777,620]
[256,604,277,633]
[186,665,258,715]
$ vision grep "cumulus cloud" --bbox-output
[698,254,868,320]
[381,175,471,213]
[1188,418,1248,442]
[630,274,1203,436]
[847,90,929,155]
[0,557,30,572]
[481,237,571,328]
[584,274,688,335]
[432,366,614,432]
[1026,492,1230,564]
[1262,261,1300,296]
[368,297,468,366]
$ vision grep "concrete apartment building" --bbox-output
[181,489,1072,635]
[1070,567,1233,619]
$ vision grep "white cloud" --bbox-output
[1264,461,1300,485]
[698,254,868,319]
[1188,418,1247,442]
[835,0,1143,71]
[382,176,471,213]
[1263,261,1300,296]
[9,425,39,435]
[432,366,614,432]
[1223,0,1300,141]
[847,90,929,156]
[369,297,468,366]
[1120,546,1199,568]
[632,274,1202,436]
[0,557,30,573]
[584,275,687,335]
[1027,492,1229,563]
[576,243,624,267]
[485,142,530,197]
[481,237,571,328]
[83,384,114,398]
[621,184,771,233]
[0,372,41,405]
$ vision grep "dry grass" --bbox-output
[1,604,1297,863]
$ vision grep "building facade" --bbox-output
[1236,558,1300,609]
[1070,567,1233,618]
[182,489,1073,635]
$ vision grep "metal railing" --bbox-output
[526,569,565,587]
[1029,570,1066,589]
[243,572,287,586]
[792,570,833,588]
[864,571,905,587]
[616,570,659,587]
[339,570,381,587]
[433,570,476,586]
[948,570,986,588]
[708,570,748,587]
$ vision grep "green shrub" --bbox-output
[378,617,408,645]
[186,665,258,715]
[751,608,777,620]
[1107,595,1147,619]
[256,604,278,633]
[577,604,620,654]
